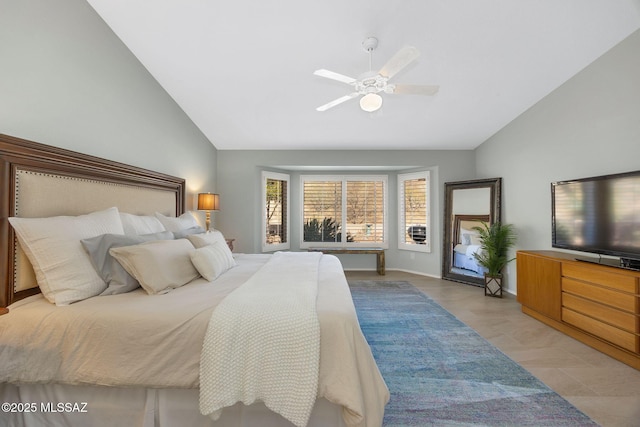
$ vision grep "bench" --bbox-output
[307,248,385,275]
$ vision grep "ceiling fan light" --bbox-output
[360,93,382,112]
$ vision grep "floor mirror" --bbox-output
[442,178,502,287]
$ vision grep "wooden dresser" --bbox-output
[516,250,640,370]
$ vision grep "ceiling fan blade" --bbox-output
[379,46,420,79]
[392,84,439,95]
[313,69,357,85]
[316,93,359,112]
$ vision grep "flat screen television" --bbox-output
[551,170,640,270]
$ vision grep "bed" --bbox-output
[0,134,389,427]
[451,214,489,275]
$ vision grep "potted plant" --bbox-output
[471,221,517,298]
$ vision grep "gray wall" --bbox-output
[216,149,476,277]
[0,0,217,210]
[476,29,640,294]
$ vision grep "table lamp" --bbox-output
[197,193,219,231]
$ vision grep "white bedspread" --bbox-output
[453,243,482,258]
[0,253,389,427]
[200,252,322,427]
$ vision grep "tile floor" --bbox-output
[345,270,640,427]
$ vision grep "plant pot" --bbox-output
[484,273,503,298]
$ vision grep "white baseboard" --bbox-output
[343,267,441,279]
[386,268,442,279]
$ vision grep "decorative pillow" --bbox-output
[460,228,472,244]
[172,226,205,239]
[120,213,166,235]
[109,239,200,295]
[8,207,124,305]
[470,234,483,246]
[154,211,200,232]
[186,230,225,248]
[81,231,174,295]
[187,231,235,268]
[190,242,236,281]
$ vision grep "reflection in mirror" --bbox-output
[442,178,502,287]
[451,214,490,278]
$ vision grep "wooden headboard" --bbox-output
[0,134,186,308]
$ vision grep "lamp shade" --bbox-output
[197,193,219,211]
[360,93,382,112]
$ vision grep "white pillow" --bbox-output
[120,213,166,235]
[461,233,471,245]
[154,211,200,232]
[109,239,200,295]
[470,234,483,246]
[187,230,225,248]
[8,207,124,305]
[172,226,205,239]
[460,228,471,244]
[187,231,235,268]
[190,242,236,281]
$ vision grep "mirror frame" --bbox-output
[442,177,502,287]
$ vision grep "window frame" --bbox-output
[261,171,290,252]
[398,170,431,252]
[300,174,388,249]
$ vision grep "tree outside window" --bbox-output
[262,171,289,251]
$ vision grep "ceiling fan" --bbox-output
[314,37,439,112]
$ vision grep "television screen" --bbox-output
[552,171,640,262]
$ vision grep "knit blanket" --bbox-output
[199,251,322,427]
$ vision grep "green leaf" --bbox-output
[471,222,517,276]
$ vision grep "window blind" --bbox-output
[301,175,387,247]
[398,171,430,251]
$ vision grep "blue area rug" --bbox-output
[349,280,599,427]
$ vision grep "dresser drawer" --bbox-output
[563,292,638,333]
[562,308,638,352]
[562,278,637,312]
[563,263,638,293]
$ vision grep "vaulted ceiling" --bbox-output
[87,0,640,150]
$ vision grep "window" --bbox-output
[262,171,289,251]
[398,171,430,252]
[301,175,387,248]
